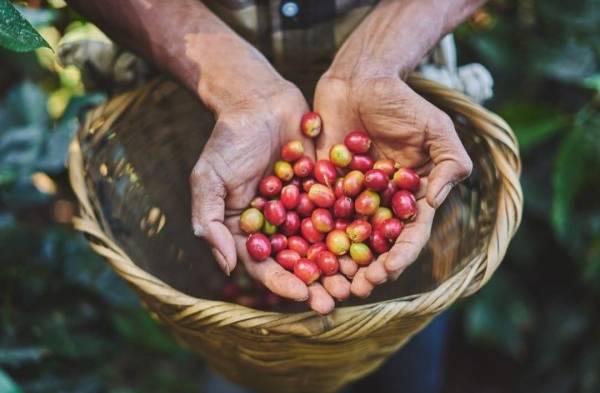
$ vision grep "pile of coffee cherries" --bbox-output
[240,112,420,286]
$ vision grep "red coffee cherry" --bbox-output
[380,181,398,207]
[344,131,371,153]
[300,112,322,138]
[296,193,316,217]
[281,140,305,162]
[275,249,300,270]
[281,184,300,210]
[346,219,372,243]
[373,159,396,176]
[294,258,321,284]
[311,208,334,233]
[370,230,391,254]
[293,156,314,178]
[381,218,403,240]
[342,170,365,197]
[314,159,337,186]
[288,236,309,257]
[392,168,421,193]
[270,233,288,254]
[301,217,325,243]
[246,233,271,261]
[280,211,300,236]
[333,196,354,218]
[308,184,335,208]
[355,190,381,216]
[392,190,417,220]
[349,154,374,172]
[364,169,388,191]
[263,200,286,225]
[259,175,282,197]
[316,250,339,276]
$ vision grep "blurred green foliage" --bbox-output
[453,1,600,391]
[0,3,205,393]
[0,1,599,393]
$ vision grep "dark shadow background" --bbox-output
[1,1,599,392]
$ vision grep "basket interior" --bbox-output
[77,80,498,310]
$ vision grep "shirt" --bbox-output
[202,0,378,66]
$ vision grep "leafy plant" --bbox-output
[0,0,50,52]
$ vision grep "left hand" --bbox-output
[314,71,473,297]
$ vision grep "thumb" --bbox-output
[425,113,473,209]
[190,157,237,275]
[313,79,357,160]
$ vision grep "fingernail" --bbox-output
[211,247,231,276]
[192,223,205,237]
[434,183,453,208]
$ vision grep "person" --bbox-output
[65,0,477,315]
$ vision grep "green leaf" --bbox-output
[0,0,51,52]
[0,369,22,393]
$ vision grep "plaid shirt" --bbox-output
[203,0,378,66]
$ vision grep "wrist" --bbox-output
[176,35,291,115]
[327,0,484,81]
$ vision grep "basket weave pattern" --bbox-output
[69,75,522,393]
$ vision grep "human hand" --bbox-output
[314,71,472,297]
[190,82,349,314]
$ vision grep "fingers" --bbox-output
[235,235,309,302]
[383,198,435,280]
[313,78,359,160]
[365,257,388,285]
[339,255,359,278]
[351,268,374,298]
[321,274,351,301]
[191,157,237,275]
[308,283,335,315]
[424,111,473,208]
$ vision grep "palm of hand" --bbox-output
[191,88,348,313]
[316,76,440,170]
[314,74,471,297]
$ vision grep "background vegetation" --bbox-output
[0,0,598,392]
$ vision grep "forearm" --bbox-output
[66,0,285,113]
[329,0,486,79]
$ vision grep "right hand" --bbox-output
[190,81,348,314]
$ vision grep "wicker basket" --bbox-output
[68,75,522,393]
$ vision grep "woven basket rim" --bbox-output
[68,75,523,337]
